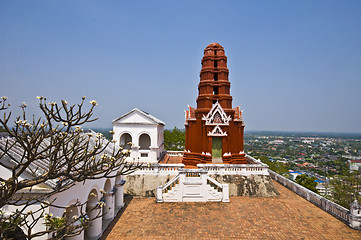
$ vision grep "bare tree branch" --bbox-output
[0,96,141,239]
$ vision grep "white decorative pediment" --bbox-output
[112,108,165,125]
[202,101,231,126]
[208,125,227,137]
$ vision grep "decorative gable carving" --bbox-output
[202,101,231,126]
[208,125,227,137]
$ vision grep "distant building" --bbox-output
[343,155,361,160]
[269,139,284,145]
[315,180,332,196]
[289,171,303,180]
[347,159,361,171]
[302,139,314,144]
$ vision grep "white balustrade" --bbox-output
[269,170,361,230]
[197,163,269,176]
[131,163,185,175]
[166,151,184,156]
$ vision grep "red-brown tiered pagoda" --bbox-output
[183,43,247,167]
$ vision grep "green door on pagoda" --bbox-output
[212,137,222,163]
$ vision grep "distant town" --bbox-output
[244,131,361,208]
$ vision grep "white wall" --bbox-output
[2,172,125,240]
[113,124,163,163]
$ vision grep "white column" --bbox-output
[156,186,164,203]
[178,171,186,202]
[350,200,361,230]
[222,184,230,202]
[85,203,102,238]
[115,183,124,209]
[103,192,114,220]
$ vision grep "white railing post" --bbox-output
[350,200,361,230]
[177,169,186,202]
[200,169,208,201]
[222,184,230,202]
[156,186,164,203]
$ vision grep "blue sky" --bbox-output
[1,1,361,133]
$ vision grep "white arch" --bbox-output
[136,131,152,141]
[64,204,83,240]
[119,131,133,149]
[104,179,112,192]
[138,133,151,150]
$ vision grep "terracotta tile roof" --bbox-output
[102,181,361,239]
[350,160,361,163]
[158,154,183,164]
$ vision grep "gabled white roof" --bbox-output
[112,108,165,126]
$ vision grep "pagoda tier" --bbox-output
[183,43,247,167]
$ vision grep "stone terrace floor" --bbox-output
[101,181,361,239]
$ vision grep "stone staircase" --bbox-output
[162,185,180,202]
[156,168,229,203]
[207,185,223,201]
[162,182,223,202]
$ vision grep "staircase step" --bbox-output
[161,176,228,202]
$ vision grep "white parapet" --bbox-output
[166,150,184,156]
[269,169,361,230]
[197,163,269,176]
[131,162,268,176]
[130,163,185,175]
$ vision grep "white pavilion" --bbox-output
[112,108,165,164]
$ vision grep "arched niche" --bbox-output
[64,205,83,240]
[2,227,26,240]
[119,133,132,149]
[104,179,112,192]
[139,133,151,150]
